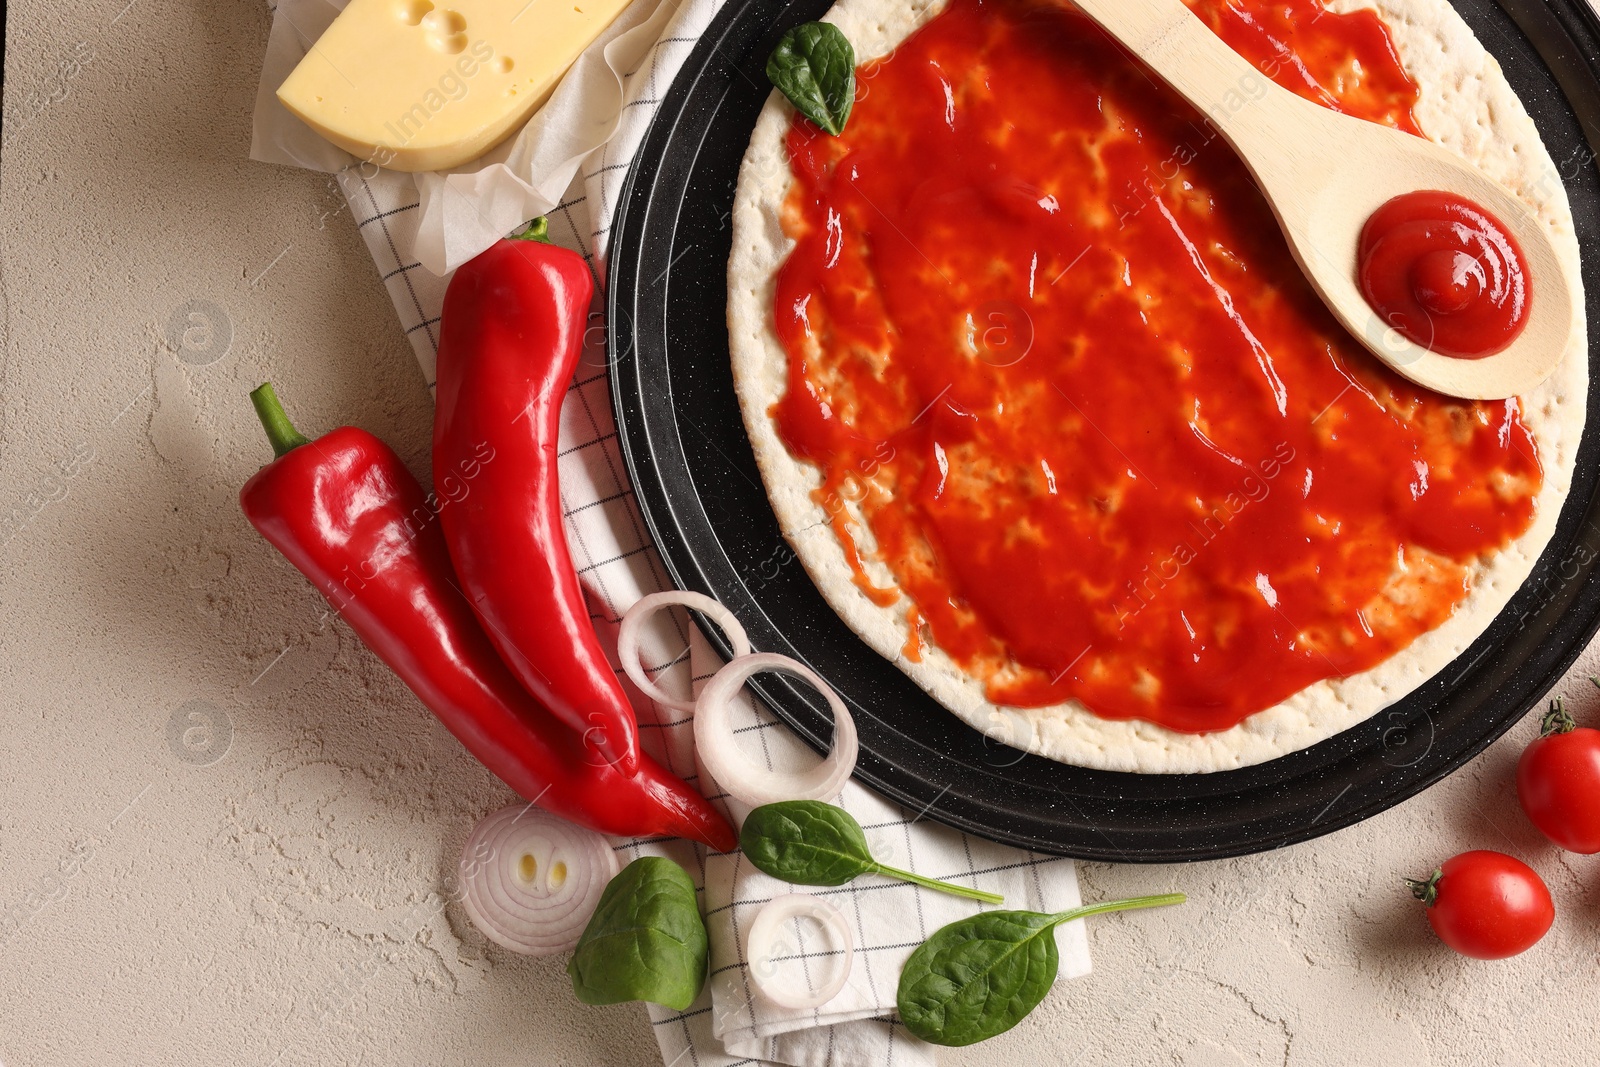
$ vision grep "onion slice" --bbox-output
[618,591,753,713]
[695,652,859,806]
[746,893,855,1009]
[457,803,619,955]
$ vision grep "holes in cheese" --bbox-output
[396,0,434,25]
[276,0,633,173]
[423,8,470,54]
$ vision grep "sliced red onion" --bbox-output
[746,893,855,1009]
[457,803,618,955]
[695,652,859,806]
[618,590,753,712]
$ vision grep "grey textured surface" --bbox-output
[3,1,1600,1065]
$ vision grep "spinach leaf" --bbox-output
[567,857,708,1011]
[741,800,1004,904]
[740,800,871,885]
[897,894,1186,1046]
[766,22,856,136]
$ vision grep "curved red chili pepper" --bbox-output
[432,225,644,775]
[240,384,734,850]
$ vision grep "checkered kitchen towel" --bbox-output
[252,2,1089,1064]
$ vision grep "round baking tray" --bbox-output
[608,0,1600,861]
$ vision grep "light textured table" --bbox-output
[4,1,1599,1064]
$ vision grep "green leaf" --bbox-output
[766,22,856,136]
[897,910,1063,1047]
[567,857,708,1012]
[740,801,1004,904]
[741,800,875,885]
[897,894,1186,1046]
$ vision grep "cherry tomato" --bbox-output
[1517,697,1600,853]
[1408,850,1553,960]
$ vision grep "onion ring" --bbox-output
[746,893,855,1009]
[618,591,753,713]
[694,652,859,806]
[457,803,619,955]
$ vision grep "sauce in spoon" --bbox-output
[1358,190,1532,358]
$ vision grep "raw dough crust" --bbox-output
[727,0,1588,772]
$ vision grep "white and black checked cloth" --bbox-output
[252,2,1090,1064]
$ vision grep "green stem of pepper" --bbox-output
[511,216,552,244]
[250,382,311,459]
[870,863,1006,905]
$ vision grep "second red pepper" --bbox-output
[433,224,646,775]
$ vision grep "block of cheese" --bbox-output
[277,0,631,172]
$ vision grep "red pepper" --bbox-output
[432,221,644,775]
[239,383,735,850]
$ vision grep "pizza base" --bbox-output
[727,0,1588,772]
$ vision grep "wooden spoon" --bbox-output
[1069,0,1575,400]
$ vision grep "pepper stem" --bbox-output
[250,382,311,459]
[1541,697,1577,737]
[1405,868,1443,907]
[511,216,552,244]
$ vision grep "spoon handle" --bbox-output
[1067,0,1299,154]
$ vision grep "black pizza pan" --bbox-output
[607,0,1600,862]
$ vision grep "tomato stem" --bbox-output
[1540,696,1576,737]
[1405,867,1443,907]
